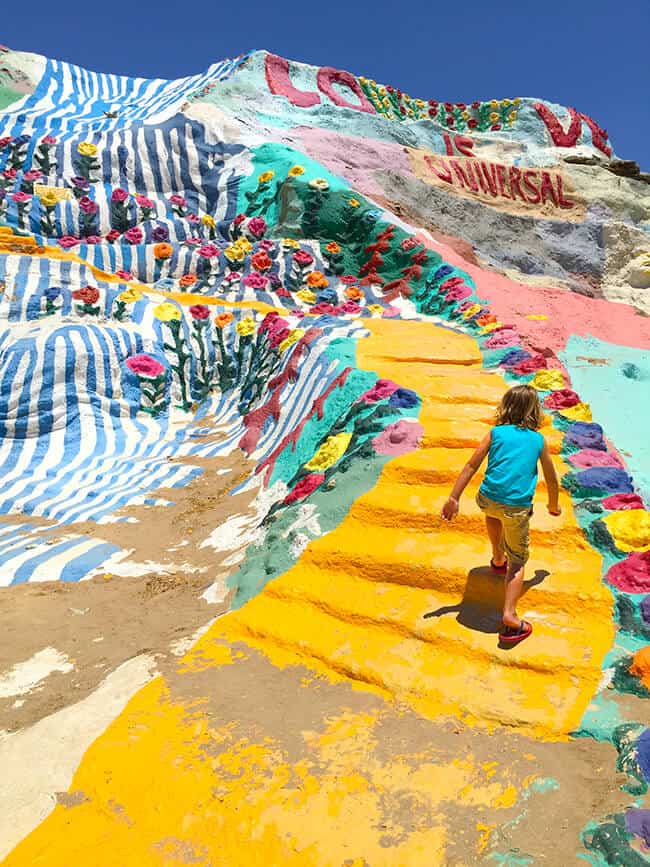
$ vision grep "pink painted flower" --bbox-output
[258,239,275,253]
[11,191,32,204]
[222,272,240,286]
[134,194,154,209]
[41,135,57,145]
[382,305,400,318]
[340,300,361,315]
[276,286,291,298]
[189,304,210,321]
[126,354,165,378]
[247,216,267,238]
[268,326,291,347]
[169,194,186,207]
[259,313,280,333]
[187,213,200,224]
[372,420,424,456]
[544,389,580,409]
[602,493,645,512]
[84,235,101,245]
[400,237,419,251]
[233,213,246,226]
[568,449,623,470]
[197,243,219,258]
[106,229,120,242]
[79,196,98,214]
[115,269,133,280]
[340,275,358,285]
[293,249,314,267]
[23,169,43,182]
[2,167,17,180]
[58,235,80,249]
[444,285,472,303]
[111,188,129,203]
[485,330,519,349]
[360,379,399,403]
[0,136,14,148]
[243,272,268,290]
[185,237,202,246]
[124,226,143,244]
[284,473,326,505]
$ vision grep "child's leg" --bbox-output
[500,507,532,629]
[503,562,525,629]
[484,515,506,567]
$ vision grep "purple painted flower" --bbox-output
[247,216,267,238]
[79,196,98,214]
[15,134,30,146]
[124,226,143,244]
[151,225,170,242]
[111,188,129,203]
[71,176,90,190]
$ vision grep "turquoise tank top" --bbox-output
[479,424,544,507]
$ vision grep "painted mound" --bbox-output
[1,45,650,865]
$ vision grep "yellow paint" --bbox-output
[526,314,548,321]
[530,369,566,391]
[604,509,650,552]
[559,402,592,422]
[304,432,352,471]
[4,318,614,863]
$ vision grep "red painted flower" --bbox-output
[468,118,478,129]
[428,108,437,118]
[72,285,100,305]
[2,167,16,179]
[293,249,314,267]
[59,235,80,249]
[446,116,455,127]
[126,354,165,378]
[471,101,480,109]
[197,243,219,258]
[444,102,453,111]
[491,124,502,131]
[251,251,272,272]
[115,269,133,280]
[456,103,466,110]
[233,213,246,226]
[11,191,32,204]
[189,304,210,320]
[284,473,326,505]
[0,136,14,148]
[124,226,143,244]
[105,229,120,242]
[339,275,358,285]
[111,188,129,203]
[400,237,419,252]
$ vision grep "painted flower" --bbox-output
[489,112,499,123]
[44,286,62,301]
[154,242,173,260]
[468,119,478,129]
[400,237,419,251]
[305,432,352,471]
[39,190,59,208]
[284,473,325,505]
[118,287,143,303]
[491,124,502,132]
[85,235,101,245]
[348,198,360,208]
[296,288,317,305]
[279,328,305,353]
[58,235,80,248]
[247,216,267,238]
[135,194,154,208]
[190,304,210,321]
[201,214,216,228]
[388,387,420,409]
[243,272,268,290]
[258,239,275,253]
[288,165,305,177]
[152,226,170,242]
[126,354,165,378]
[2,167,16,180]
[258,170,275,184]
[79,196,98,214]
[115,269,134,280]
[233,213,246,226]
[345,286,363,301]
[105,229,120,242]
[282,238,300,250]
[77,142,97,157]
[169,194,187,207]
[187,213,200,224]
[293,249,314,267]
[154,278,175,291]
[310,303,336,316]
[309,178,329,191]
[23,169,43,182]
[367,304,384,316]
[198,243,220,258]
[153,302,181,322]
[236,317,256,337]
[340,300,361,315]
[72,285,100,305]
[316,288,337,305]
[251,251,272,272]
[0,136,14,148]
[325,241,341,255]
[185,237,202,246]
[490,99,498,109]
[236,237,252,253]
[11,191,32,204]
[111,188,129,203]
[179,273,198,287]
[124,226,143,244]
[224,244,245,263]
[372,420,423,456]
[339,275,358,285]
[215,312,234,328]
[71,176,90,190]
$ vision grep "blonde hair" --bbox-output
[495,384,543,430]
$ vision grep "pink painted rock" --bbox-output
[360,379,399,403]
[485,330,520,349]
[606,552,650,593]
[568,449,623,470]
[544,389,580,409]
[602,493,646,511]
[512,354,548,375]
[372,420,424,456]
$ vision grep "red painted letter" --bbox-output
[540,171,558,206]
[534,103,582,148]
[265,53,320,108]
[316,67,375,114]
[522,170,541,204]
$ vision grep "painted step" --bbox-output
[303,520,610,616]
[351,481,579,541]
[359,318,482,366]
[380,364,507,404]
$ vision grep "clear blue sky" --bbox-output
[3,0,649,169]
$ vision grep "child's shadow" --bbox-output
[423,566,549,635]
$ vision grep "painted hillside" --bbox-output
[1,43,650,865]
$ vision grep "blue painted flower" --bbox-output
[15,134,31,146]
[317,288,338,305]
[433,265,455,282]
[389,388,420,409]
[44,286,62,301]
[151,225,170,242]
[154,278,176,291]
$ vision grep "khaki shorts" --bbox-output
[476,491,532,566]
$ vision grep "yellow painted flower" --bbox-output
[530,369,565,391]
[296,288,317,305]
[258,170,275,184]
[407,109,414,117]
[224,244,245,263]
[604,509,650,552]
[39,190,59,207]
[77,141,97,157]
[118,287,143,303]
[153,302,181,322]
[278,328,305,353]
[490,99,498,109]
[201,214,216,227]
[368,304,383,316]
[288,165,305,177]
[462,303,482,319]
[501,98,511,107]
[378,86,386,96]
[403,94,411,102]
[235,316,256,337]
[383,97,391,108]
[282,238,300,250]
[234,237,252,253]
[305,432,353,471]
[310,178,329,192]
[348,198,360,208]
[369,80,376,87]
[489,112,499,123]
[415,99,425,108]
[462,110,470,120]
[359,76,367,85]
[513,97,521,105]
[481,321,501,334]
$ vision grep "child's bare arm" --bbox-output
[539,441,561,515]
[441,433,491,520]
